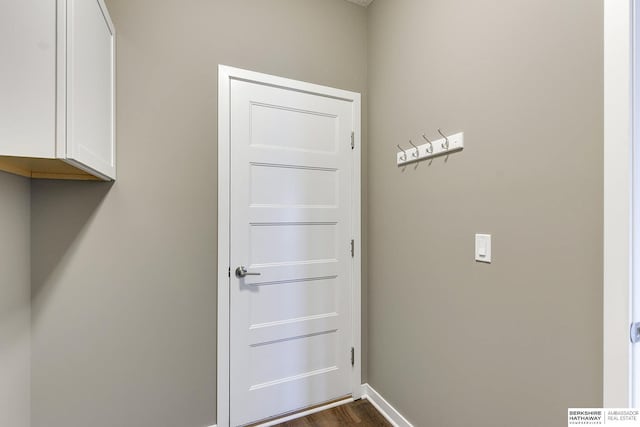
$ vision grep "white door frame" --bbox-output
[604,0,633,407]
[217,65,362,427]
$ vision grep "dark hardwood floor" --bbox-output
[272,399,392,427]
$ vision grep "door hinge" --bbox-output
[351,347,355,366]
[351,131,355,150]
[228,267,231,278]
[631,322,640,343]
[350,239,355,258]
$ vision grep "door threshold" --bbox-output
[245,396,354,427]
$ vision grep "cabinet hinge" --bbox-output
[351,131,355,150]
[350,239,355,258]
[351,347,355,366]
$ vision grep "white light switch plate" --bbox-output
[475,234,491,263]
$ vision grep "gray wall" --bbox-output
[366,1,603,426]
[28,1,605,426]
[0,172,30,427]
[30,1,367,427]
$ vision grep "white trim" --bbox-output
[604,0,633,407]
[361,384,414,427]
[217,65,232,427]
[103,0,117,180]
[351,87,363,398]
[632,0,640,408]
[55,0,68,159]
[216,65,362,427]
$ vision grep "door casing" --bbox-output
[603,0,632,408]
[217,65,362,427]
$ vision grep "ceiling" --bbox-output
[345,0,374,7]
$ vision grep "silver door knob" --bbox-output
[235,266,261,278]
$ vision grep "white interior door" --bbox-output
[228,76,355,426]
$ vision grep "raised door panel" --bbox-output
[0,1,56,158]
[66,0,115,179]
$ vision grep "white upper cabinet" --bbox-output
[0,0,116,181]
[0,0,57,160]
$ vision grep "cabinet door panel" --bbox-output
[67,0,115,179]
[0,1,56,158]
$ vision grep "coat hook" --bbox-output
[437,128,450,150]
[409,140,419,158]
[421,134,434,154]
[397,144,407,161]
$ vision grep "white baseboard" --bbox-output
[361,383,413,427]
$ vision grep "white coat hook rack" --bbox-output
[396,130,464,166]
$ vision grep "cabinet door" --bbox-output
[0,1,56,158]
[66,0,116,179]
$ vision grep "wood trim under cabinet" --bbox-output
[0,156,100,181]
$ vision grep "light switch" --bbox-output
[475,234,491,263]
